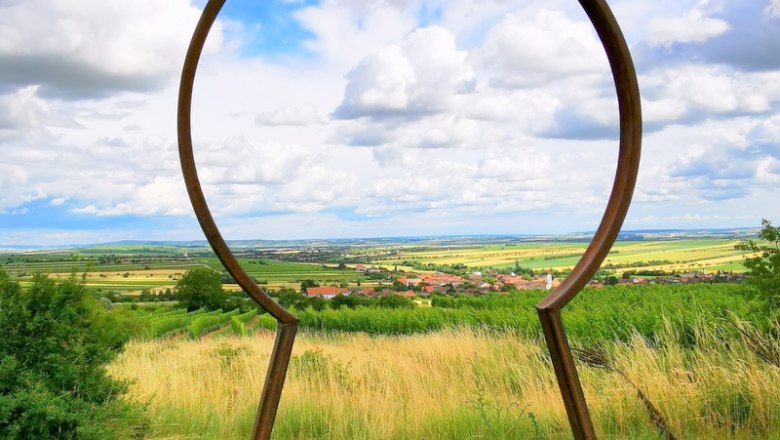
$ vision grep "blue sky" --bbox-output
[218,0,319,56]
[1,0,779,246]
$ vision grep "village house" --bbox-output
[498,274,530,289]
[420,272,466,288]
[496,274,560,291]
[350,287,375,296]
[397,276,422,287]
[306,286,350,299]
[526,279,549,290]
[398,290,416,298]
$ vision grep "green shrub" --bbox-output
[187,308,241,338]
[0,270,147,439]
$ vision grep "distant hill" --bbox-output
[616,228,759,241]
[0,227,761,252]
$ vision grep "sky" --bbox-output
[1,0,779,246]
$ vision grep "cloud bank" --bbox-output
[1,0,779,245]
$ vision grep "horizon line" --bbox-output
[0,226,760,251]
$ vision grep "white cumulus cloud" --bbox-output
[649,8,730,46]
[473,10,606,88]
[334,26,474,119]
[0,0,223,99]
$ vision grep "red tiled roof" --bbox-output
[306,286,349,296]
[421,273,465,284]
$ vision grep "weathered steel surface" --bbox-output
[177,1,298,439]
[177,0,641,439]
[536,1,642,439]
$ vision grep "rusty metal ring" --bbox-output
[177,1,298,439]
[536,1,641,439]
[177,0,640,439]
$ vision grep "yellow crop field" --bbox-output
[374,239,751,273]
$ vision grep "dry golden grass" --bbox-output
[110,326,780,439]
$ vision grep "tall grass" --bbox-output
[109,321,780,440]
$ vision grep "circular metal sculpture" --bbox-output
[535,1,641,438]
[176,0,640,439]
[177,1,298,439]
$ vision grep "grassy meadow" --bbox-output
[111,323,780,440]
[107,281,778,440]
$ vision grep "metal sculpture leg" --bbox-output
[537,1,642,439]
[177,1,299,439]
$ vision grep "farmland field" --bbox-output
[0,249,370,294]
[373,238,749,274]
[199,257,370,290]
[0,234,754,296]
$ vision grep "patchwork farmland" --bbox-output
[0,234,754,297]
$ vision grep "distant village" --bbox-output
[304,264,744,299]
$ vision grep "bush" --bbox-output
[736,219,780,307]
[0,271,146,439]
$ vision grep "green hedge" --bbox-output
[254,284,767,342]
[148,308,207,337]
[230,310,258,336]
[144,284,768,344]
[187,309,241,339]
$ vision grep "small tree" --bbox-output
[176,267,226,311]
[736,219,780,306]
[276,287,304,309]
[300,279,319,293]
[377,295,415,309]
[391,280,407,291]
[307,296,326,312]
[219,271,236,284]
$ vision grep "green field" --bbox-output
[373,238,749,273]
[200,257,369,290]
